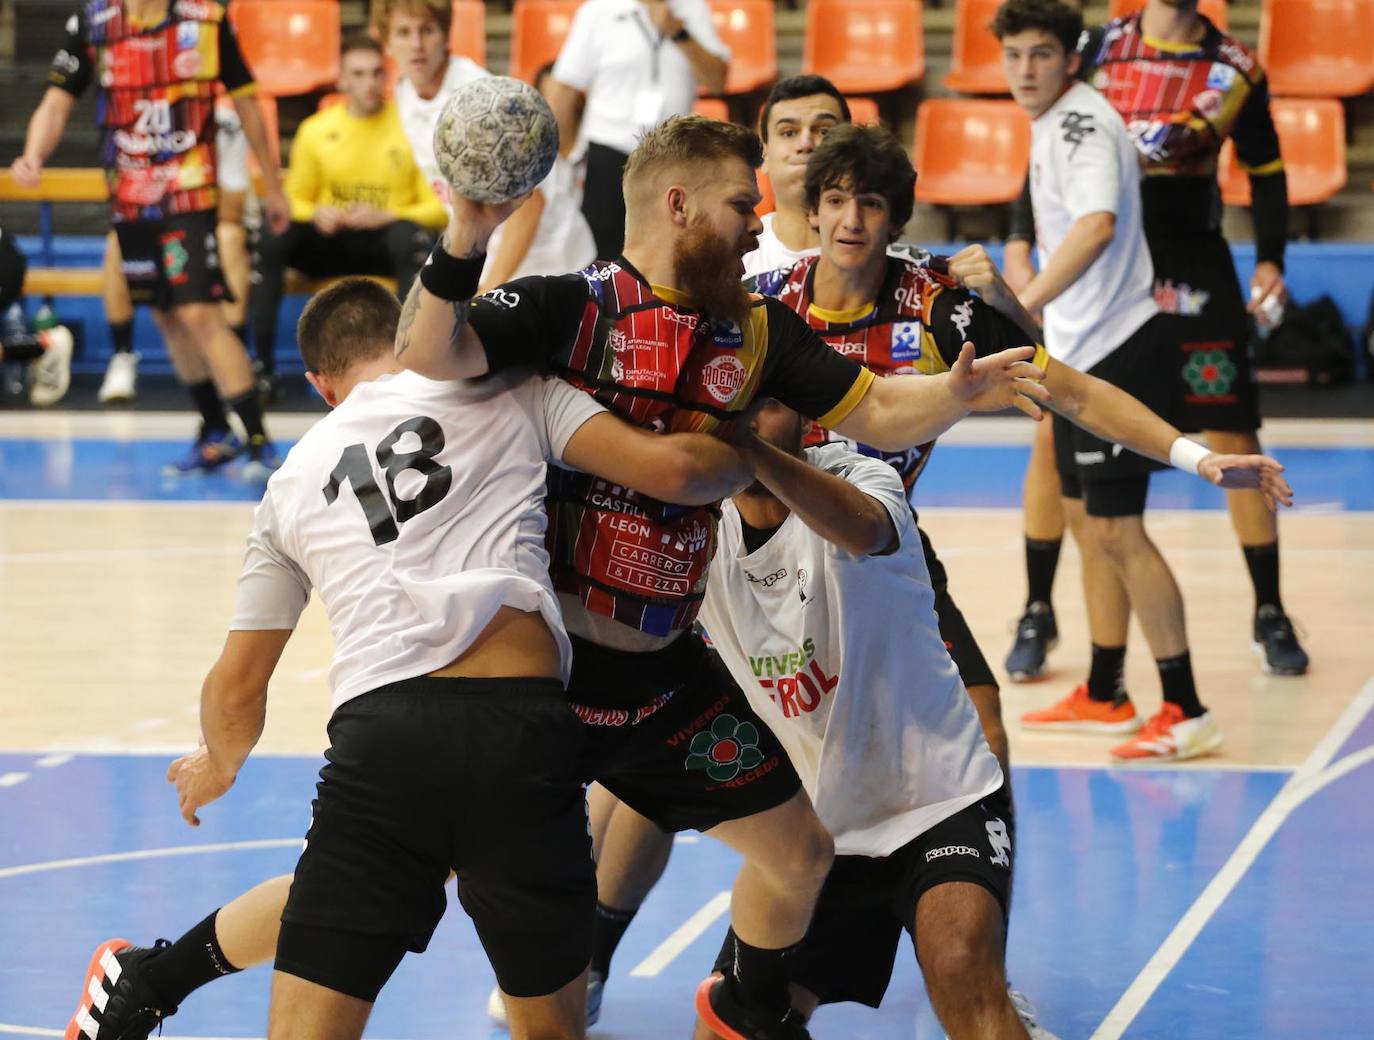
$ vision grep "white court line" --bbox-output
[33,753,72,768]
[0,773,30,788]
[0,838,304,881]
[628,891,732,978]
[1091,674,1374,1040]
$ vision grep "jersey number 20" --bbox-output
[323,417,452,546]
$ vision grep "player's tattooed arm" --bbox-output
[393,233,489,378]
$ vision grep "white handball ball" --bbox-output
[433,76,560,204]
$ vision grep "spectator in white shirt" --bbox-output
[547,0,730,260]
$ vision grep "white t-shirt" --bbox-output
[742,213,818,280]
[395,56,491,191]
[230,370,604,710]
[1030,81,1158,372]
[553,0,730,155]
[698,444,1004,857]
[482,155,597,282]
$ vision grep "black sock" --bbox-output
[1242,542,1282,613]
[1157,651,1204,718]
[589,901,638,977]
[139,910,241,1007]
[1086,644,1127,703]
[1025,537,1062,609]
[3,333,45,362]
[728,932,803,1018]
[187,380,230,433]
[110,319,134,354]
[227,389,267,442]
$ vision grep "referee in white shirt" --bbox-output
[547,0,730,259]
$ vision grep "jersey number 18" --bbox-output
[323,416,452,546]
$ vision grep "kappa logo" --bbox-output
[949,299,974,339]
[1059,111,1097,158]
[746,567,787,588]
[986,818,1012,868]
[702,354,746,403]
[926,844,980,863]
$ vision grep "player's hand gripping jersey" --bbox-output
[1082,14,1283,229]
[751,254,1037,492]
[466,259,874,641]
[48,0,256,222]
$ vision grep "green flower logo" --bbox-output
[685,714,764,782]
[163,239,189,279]
[1183,351,1236,397]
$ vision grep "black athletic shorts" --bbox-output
[277,676,595,1002]
[113,208,228,310]
[569,631,803,834]
[713,781,1015,1009]
[916,521,998,692]
[1147,230,1261,434]
[1053,313,1175,518]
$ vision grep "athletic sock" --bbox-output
[226,389,268,442]
[187,380,230,433]
[728,933,803,1018]
[139,910,242,1007]
[589,901,638,977]
[1242,542,1282,613]
[110,319,134,355]
[2,333,45,363]
[1024,537,1062,609]
[1156,651,1204,719]
[1086,644,1127,703]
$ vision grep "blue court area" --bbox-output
[1,749,1371,1039]
[3,437,1374,511]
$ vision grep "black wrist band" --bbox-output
[672,26,690,42]
[419,244,486,302]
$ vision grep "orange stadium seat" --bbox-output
[450,0,487,67]
[1218,97,1347,206]
[945,0,1009,94]
[756,169,775,216]
[1109,0,1229,28]
[708,0,777,95]
[802,0,925,95]
[693,97,730,120]
[509,0,582,84]
[912,99,1030,205]
[230,0,341,97]
[1259,0,1374,97]
[846,96,881,124]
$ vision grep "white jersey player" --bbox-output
[63,277,754,1040]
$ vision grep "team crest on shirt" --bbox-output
[1195,89,1224,120]
[173,49,202,77]
[891,321,923,361]
[702,354,747,403]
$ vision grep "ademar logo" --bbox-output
[702,355,746,404]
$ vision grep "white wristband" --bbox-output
[1169,437,1209,475]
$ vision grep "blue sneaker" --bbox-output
[161,428,242,476]
[241,435,282,484]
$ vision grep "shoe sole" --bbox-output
[1110,730,1224,764]
[694,974,753,1040]
[1021,716,1143,734]
[1249,641,1308,677]
[1005,636,1060,684]
[65,937,132,1040]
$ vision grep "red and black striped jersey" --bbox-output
[468,258,872,639]
[754,254,1035,492]
[48,0,255,222]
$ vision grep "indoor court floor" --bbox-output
[2,410,1372,1039]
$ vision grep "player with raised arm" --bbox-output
[397,114,1050,1039]
[61,275,756,1040]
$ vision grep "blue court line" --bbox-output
[6,753,1361,1039]
[3,440,1373,511]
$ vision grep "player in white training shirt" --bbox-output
[995,0,1285,761]
[693,401,1025,1040]
[63,277,754,1040]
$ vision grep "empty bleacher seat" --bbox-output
[912,99,1030,205]
[230,0,341,97]
[708,0,777,95]
[945,0,1009,94]
[1218,97,1347,206]
[509,0,582,83]
[802,0,925,95]
[450,0,487,67]
[1109,0,1229,29]
[1259,0,1374,97]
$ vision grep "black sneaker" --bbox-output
[1005,601,1059,682]
[253,360,281,406]
[1253,605,1309,676]
[65,939,176,1040]
[694,973,812,1040]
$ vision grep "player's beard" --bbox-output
[673,215,752,325]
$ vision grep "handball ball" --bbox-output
[433,77,560,204]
